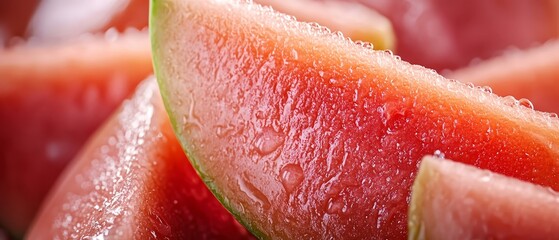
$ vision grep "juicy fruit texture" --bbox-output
[27,78,254,239]
[152,0,559,239]
[351,0,559,70]
[28,0,149,42]
[254,0,395,50]
[448,40,559,114]
[0,31,151,236]
[409,157,559,240]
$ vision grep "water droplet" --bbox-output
[518,98,534,110]
[433,150,445,159]
[466,82,475,89]
[503,96,519,107]
[326,197,345,214]
[481,86,493,94]
[480,173,491,182]
[216,124,235,137]
[238,175,270,209]
[355,41,374,50]
[291,49,298,60]
[384,49,394,56]
[352,89,359,102]
[104,28,119,42]
[254,128,285,155]
[550,113,559,118]
[380,102,406,126]
[280,164,304,193]
[181,94,202,131]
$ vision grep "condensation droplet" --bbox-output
[216,124,235,137]
[480,174,491,182]
[291,49,299,60]
[254,128,285,156]
[481,86,493,94]
[518,98,534,110]
[335,31,344,38]
[503,96,519,107]
[238,175,270,210]
[433,150,445,159]
[380,102,406,126]
[326,197,345,214]
[104,28,119,42]
[181,94,202,131]
[355,41,374,50]
[280,164,304,194]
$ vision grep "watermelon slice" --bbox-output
[151,0,559,238]
[27,77,254,239]
[27,0,149,42]
[448,40,559,114]
[0,31,151,236]
[409,156,559,239]
[254,0,395,50]
[351,0,559,70]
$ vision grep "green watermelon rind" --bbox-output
[149,0,267,238]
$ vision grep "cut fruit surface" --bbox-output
[350,0,559,70]
[151,0,559,239]
[27,77,254,240]
[448,40,559,114]
[409,156,559,240]
[0,31,151,236]
[254,0,395,50]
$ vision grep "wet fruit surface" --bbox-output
[27,78,255,240]
[254,0,395,50]
[0,32,152,236]
[410,157,559,240]
[349,0,559,70]
[448,40,559,114]
[152,0,559,239]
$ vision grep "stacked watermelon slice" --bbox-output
[2,0,559,239]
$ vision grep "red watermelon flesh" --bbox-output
[448,40,559,114]
[349,0,559,70]
[409,156,559,240]
[0,31,152,236]
[27,77,255,240]
[151,0,559,238]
